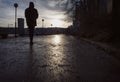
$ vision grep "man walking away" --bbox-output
[25,2,38,45]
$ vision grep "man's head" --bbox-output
[29,2,34,8]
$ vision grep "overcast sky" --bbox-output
[0,0,72,28]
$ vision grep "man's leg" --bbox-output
[29,26,34,44]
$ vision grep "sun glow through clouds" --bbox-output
[50,19,64,27]
[0,0,72,28]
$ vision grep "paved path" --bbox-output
[0,35,120,82]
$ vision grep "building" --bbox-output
[18,18,24,36]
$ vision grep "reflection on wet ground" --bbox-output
[0,35,120,82]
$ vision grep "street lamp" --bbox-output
[14,3,18,37]
[42,19,44,28]
[51,24,53,27]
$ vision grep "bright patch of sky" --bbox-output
[0,0,72,28]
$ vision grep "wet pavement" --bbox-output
[0,34,120,82]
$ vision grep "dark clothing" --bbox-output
[28,26,34,43]
[25,2,39,44]
[25,7,38,27]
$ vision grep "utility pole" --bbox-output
[14,3,18,37]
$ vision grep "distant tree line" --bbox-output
[59,0,120,43]
[113,0,120,40]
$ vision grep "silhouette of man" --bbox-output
[25,2,38,44]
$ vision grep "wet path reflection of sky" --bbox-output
[0,35,120,82]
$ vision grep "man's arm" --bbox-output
[25,9,27,18]
[35,9,39,19]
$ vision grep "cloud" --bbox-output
[0,0,72,27]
